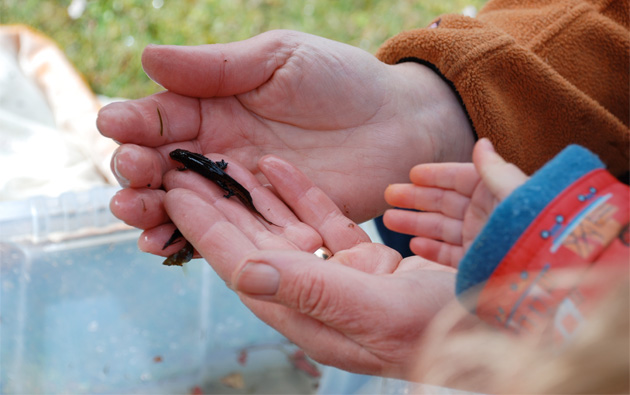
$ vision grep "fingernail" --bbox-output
[235,262,280,295]
[111,150,131,187]
[137,233,151,253]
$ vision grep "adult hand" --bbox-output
[98,30,474,237]
[152,152,456,378]
[383,138,528,267]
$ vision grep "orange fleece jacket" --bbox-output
[376,0,629,177]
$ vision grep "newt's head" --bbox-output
[169,148,193,162]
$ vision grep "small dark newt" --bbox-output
[161,228,189,266]
[169,149,276,225]
[161,149,277,266]
[163,240,194,266]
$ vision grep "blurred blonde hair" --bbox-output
[412,277,629,394]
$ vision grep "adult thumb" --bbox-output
[232,250,380,324]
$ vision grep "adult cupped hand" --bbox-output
[98,30,473,230]
[156,152,457,378]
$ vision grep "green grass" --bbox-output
[2,0,486,99]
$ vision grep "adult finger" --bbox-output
[139,222,189,257]
[110,187,168,230]
[110,142,208,190]
[97,91,201,147]
[141,30,298,98]
[473,138,529,201]
[109,144,176,189]
[258,155,370,252]
[162,188,263,283]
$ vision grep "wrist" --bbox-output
[392,61,474,164]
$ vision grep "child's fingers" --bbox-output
[383,210,463,245]
[385,184,471,219]
[473,139,529,202]
[409,237,464,268]
[409,162,479,197]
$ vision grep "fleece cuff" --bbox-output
[455,145,605,306]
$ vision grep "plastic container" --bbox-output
[0,186,316,394]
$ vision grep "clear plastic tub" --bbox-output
[0,186,316,394]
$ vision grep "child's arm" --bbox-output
[384,138,528,267]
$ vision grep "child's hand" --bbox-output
[383,138,528,268]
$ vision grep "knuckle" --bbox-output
[294,270,331,317]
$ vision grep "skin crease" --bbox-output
[97,30,480,377]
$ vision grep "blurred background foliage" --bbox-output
[2,0,486,99]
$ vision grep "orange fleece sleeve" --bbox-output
[376,0,629,177]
